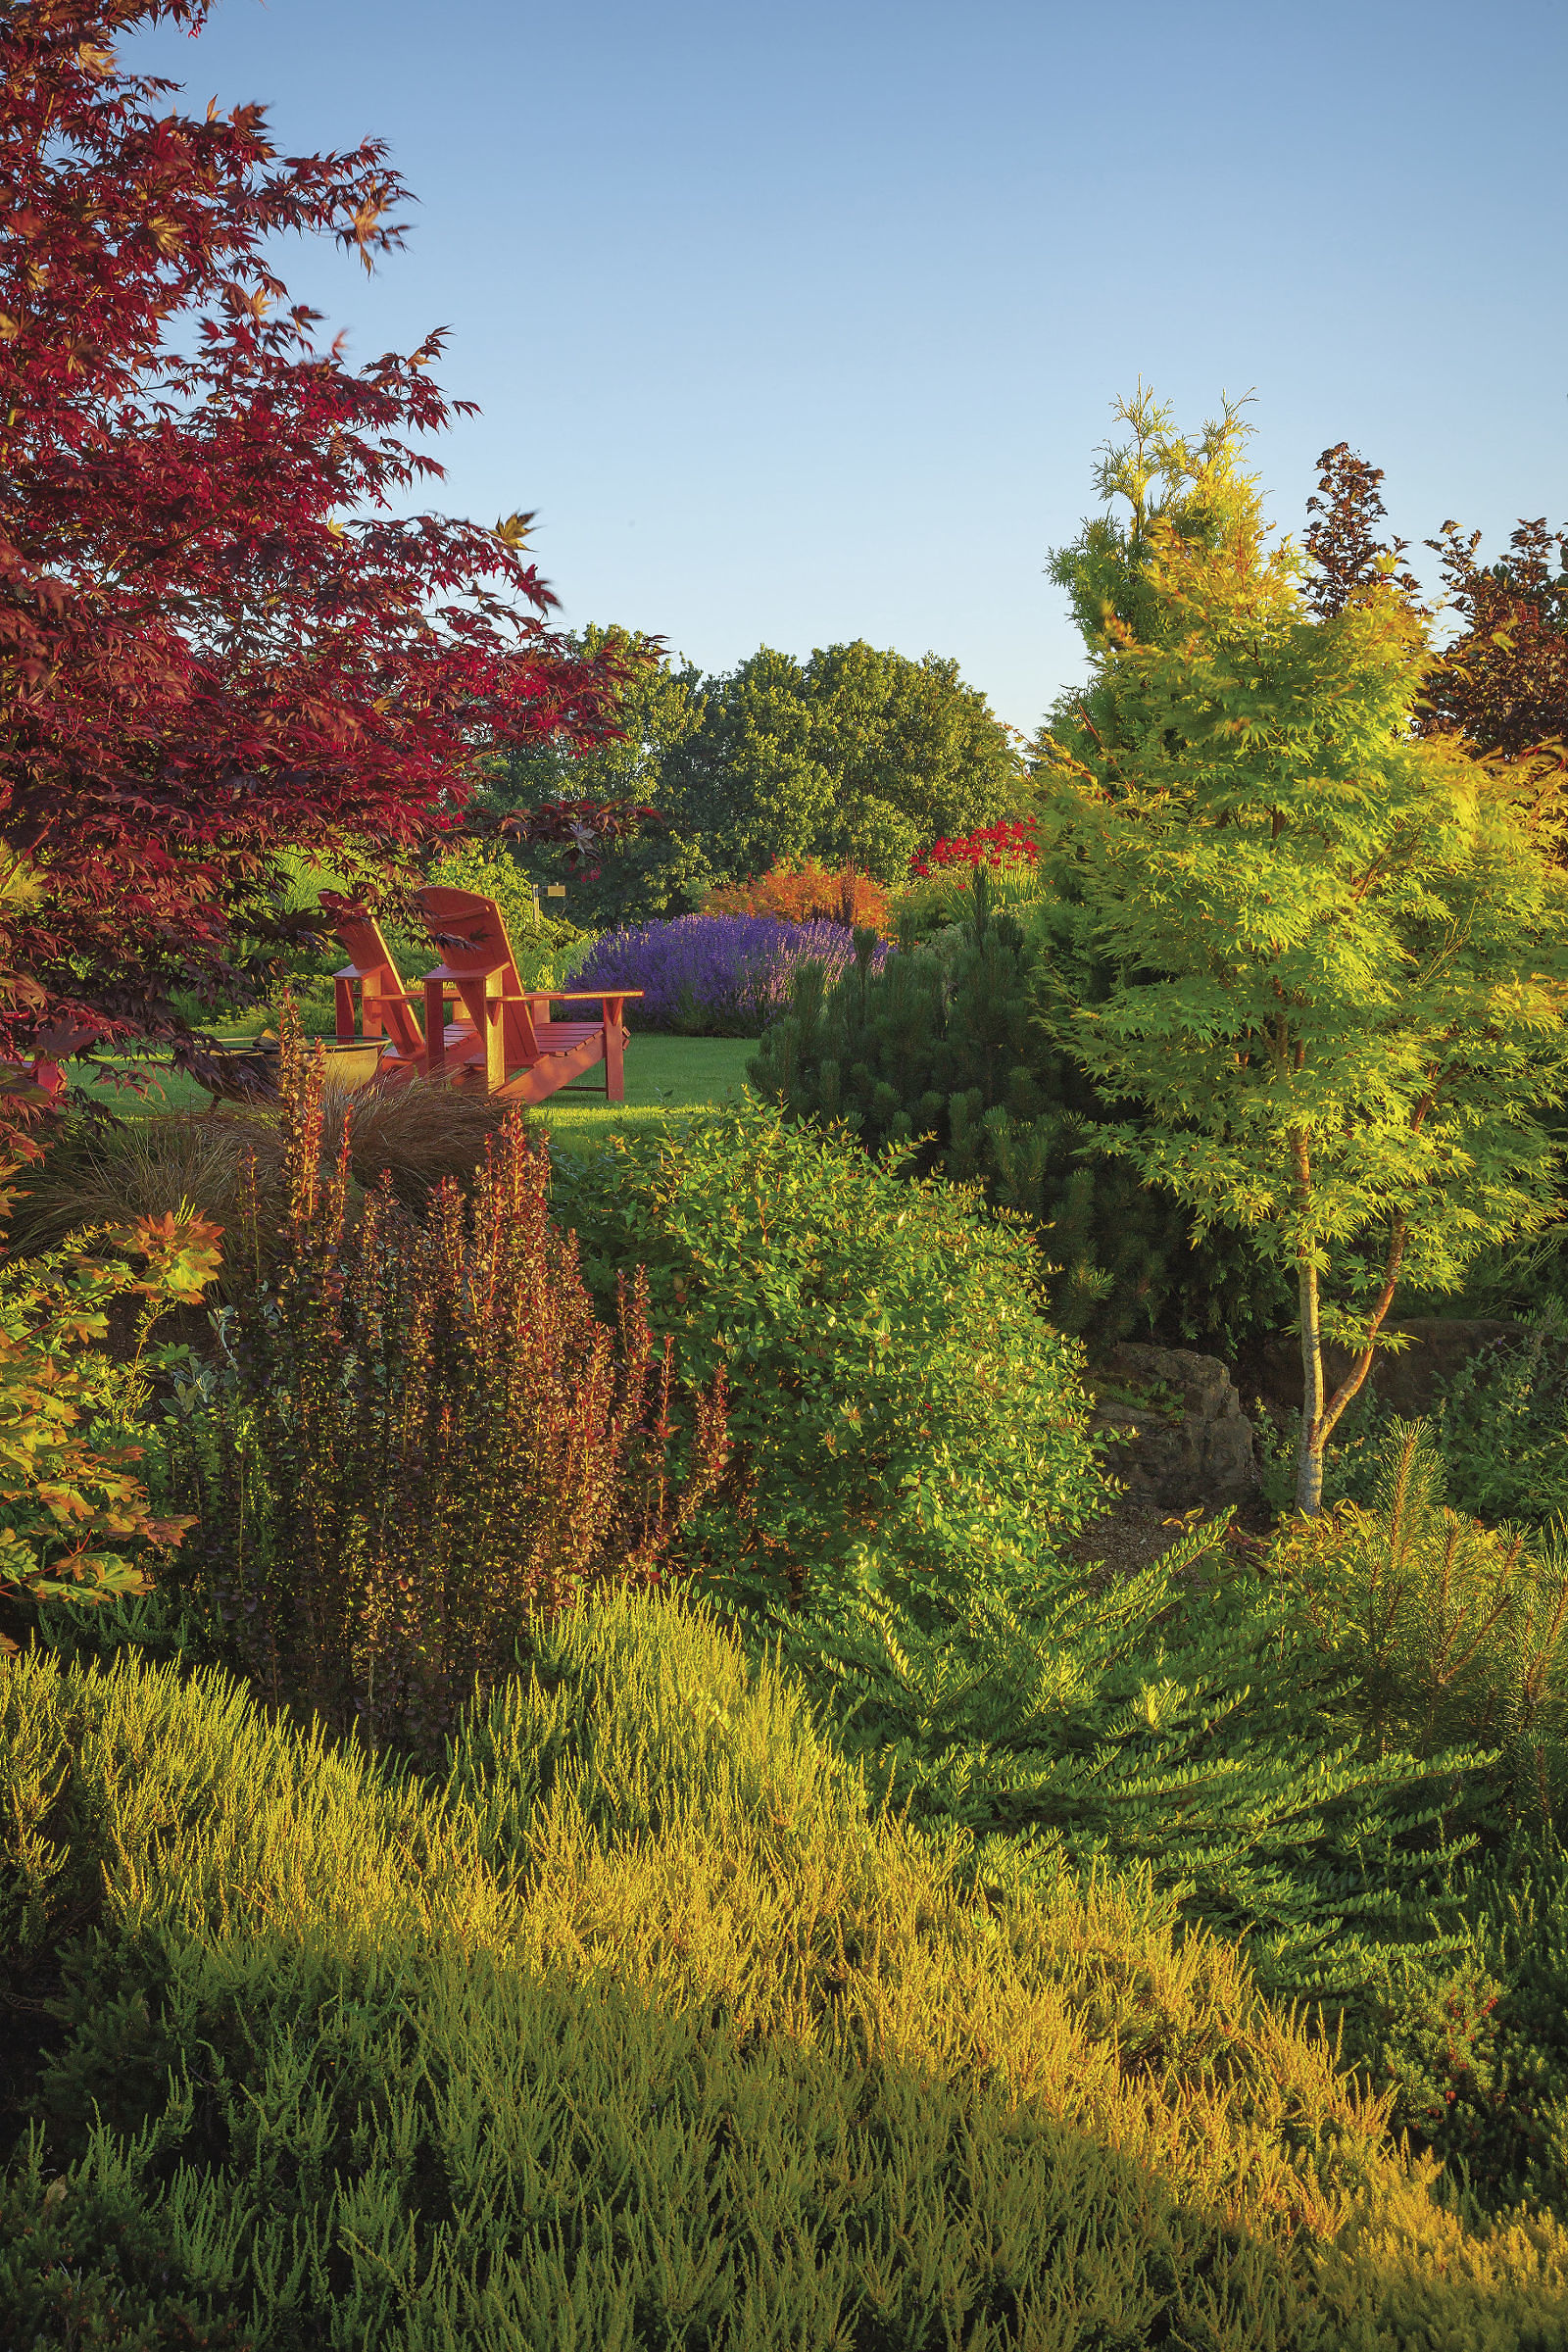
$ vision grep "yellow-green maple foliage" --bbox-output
[1041,404,1568,1511]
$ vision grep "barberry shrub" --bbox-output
[165,1026,727,1753]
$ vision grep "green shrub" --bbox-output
[1269,1421,1568,1826]
[0,1186,220,1642]
[772,1508,1491,2008]
[1329,1837,1568,2223]
[550,1098,1111,1606]
[1430,1306,1568,1527]
[163,1029,727,1754]
[747,874,1290,1350]
[5,1597,1568,2347]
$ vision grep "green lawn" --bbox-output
[65,1032,757,1141]
[531,1033,756,1151]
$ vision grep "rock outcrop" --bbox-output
[1089,1344,1258,1510]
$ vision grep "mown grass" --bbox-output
[61,1033,754,1140]
[531,1032,754,1150]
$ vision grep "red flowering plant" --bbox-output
[0,0,638,1111]
[895,819,1043,937]
[907,819,1040,878]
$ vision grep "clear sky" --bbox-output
[125,0,1568,737]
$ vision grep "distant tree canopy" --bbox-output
[485,629,1024,926]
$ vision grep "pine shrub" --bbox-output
[163,1025,727,1753]
[5,1602,1568,2347]
[1270,1420,1568,1826]
[747,871,1290,1349]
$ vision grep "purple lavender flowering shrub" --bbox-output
[566,914,885,1036]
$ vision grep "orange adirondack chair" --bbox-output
[329,905,429,1082]
[413,885,638,1103]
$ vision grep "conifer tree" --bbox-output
[1039,403,1568,1511]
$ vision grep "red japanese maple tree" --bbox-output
[0,0,636,1079]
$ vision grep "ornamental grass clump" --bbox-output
[567,911,887,1035]
[7,1082,510,1279]
[165,1021,727,1754]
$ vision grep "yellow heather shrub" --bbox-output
[3,1590,1567,2346]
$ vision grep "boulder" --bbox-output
[1089,1343,1258,1509]
[1249,1318,1531,1421]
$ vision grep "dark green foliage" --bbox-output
[6,1607,1568,2348]
[1348,1840,1568,2222]
[549,1100,1111,1608]
[0,2135,253,2348]
[1434,1310,1568,1527]
[768,1511,1488,2009]
[747,876,1289,1349]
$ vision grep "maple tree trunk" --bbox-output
[1295,1254,1327,1515]
[1295,1216,1407,1516]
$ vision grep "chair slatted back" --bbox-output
[326,904,425,1060]
[413,886,541,1067]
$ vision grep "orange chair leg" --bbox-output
[603,995,626,1102]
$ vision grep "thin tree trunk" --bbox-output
[1295,1216,1407,1518]
[1296,1252,1325,1514]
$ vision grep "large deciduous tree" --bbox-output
[496,632,1024,926]
[1040,403,1568,1512]
[0,0,630,1080]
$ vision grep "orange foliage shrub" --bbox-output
[702,860,890,934]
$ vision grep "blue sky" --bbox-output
[126,0,1567,736]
